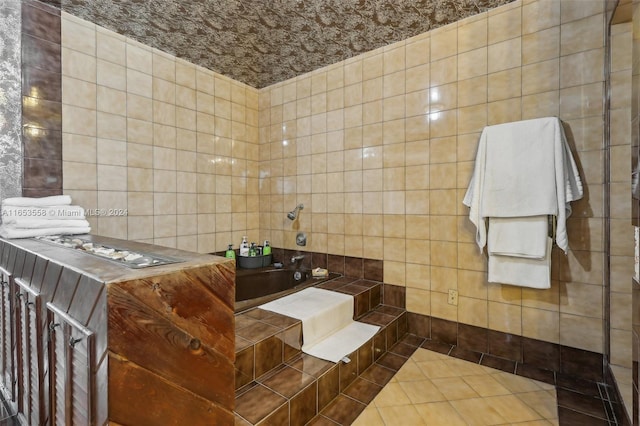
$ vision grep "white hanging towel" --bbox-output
[488,237,553,289]
[463,117,583,254]
[487,216,548,259]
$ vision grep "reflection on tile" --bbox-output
[235,384,287,425]
[22,34,62,73]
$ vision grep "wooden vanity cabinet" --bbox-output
[47,303,94,426]
[15,278,45,426]
[0,264,17,417]
[0,236,235,426]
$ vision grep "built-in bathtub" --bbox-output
[234,267,340,312]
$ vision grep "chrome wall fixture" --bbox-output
[287,204,304,221]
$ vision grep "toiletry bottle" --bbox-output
[225,244,235,259]
[240,236,249,257]
[262,240,271,256]
[249,242,257,257]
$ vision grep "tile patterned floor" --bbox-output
[352,348,558,426]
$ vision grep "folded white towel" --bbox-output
[0,225,91,239]
[1,195,72,207]
[2,206,85,223]
[488,237,552,289]
[488,216,548,259]
[7,218,90,230]
[463,117,583,254]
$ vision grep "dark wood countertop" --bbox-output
[2,234,232,284]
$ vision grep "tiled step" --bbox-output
[234,278,408,425]
[234,277,385,389]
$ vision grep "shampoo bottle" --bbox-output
[225,244,235,259]
[262,240,271,256]
[240,236,249,257]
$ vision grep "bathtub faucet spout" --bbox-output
[290,254,305,264]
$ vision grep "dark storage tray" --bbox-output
[237,254,272,269]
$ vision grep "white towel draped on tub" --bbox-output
[463,117,583,289]
[260,288,380,363]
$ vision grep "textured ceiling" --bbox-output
[48,0,514,88]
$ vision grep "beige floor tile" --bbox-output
[429,377,480,400]
[398,379,447,404]
[365,348,559,426]
[416,359,460,379]
[462,374,512,397]
[414,401,468,425]
[411,348,451,362]
[372,382,412,407]
[491,371,546,393]
[516,390,559,420]
[443,357,490,376]
[352,406,385,426]
[393,359,428,382]
[449,397,508,425]
[377,405,428,425]
[537,381,556,391]
[485,394,544,423]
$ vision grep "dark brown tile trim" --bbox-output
[21,0,63,197]
[408,311,606,385]
[235,249,616,410]
[605,363,633,426]
[267,248,384,283]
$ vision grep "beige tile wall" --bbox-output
[258,0,610,353]
[61,12,261,253]
[60,0,620,355]
[610,22,633,370]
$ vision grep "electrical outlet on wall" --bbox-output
[448,289,458,306]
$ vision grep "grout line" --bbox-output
[598,382,620,426]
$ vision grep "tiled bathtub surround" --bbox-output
[261,248,384,282]
[234,278,408,425]
[0,1,23,201]
[258,0,614,362]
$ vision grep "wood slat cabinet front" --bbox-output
[47,303,94,426]
[0,265,17,416]
[14,278,45,426]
